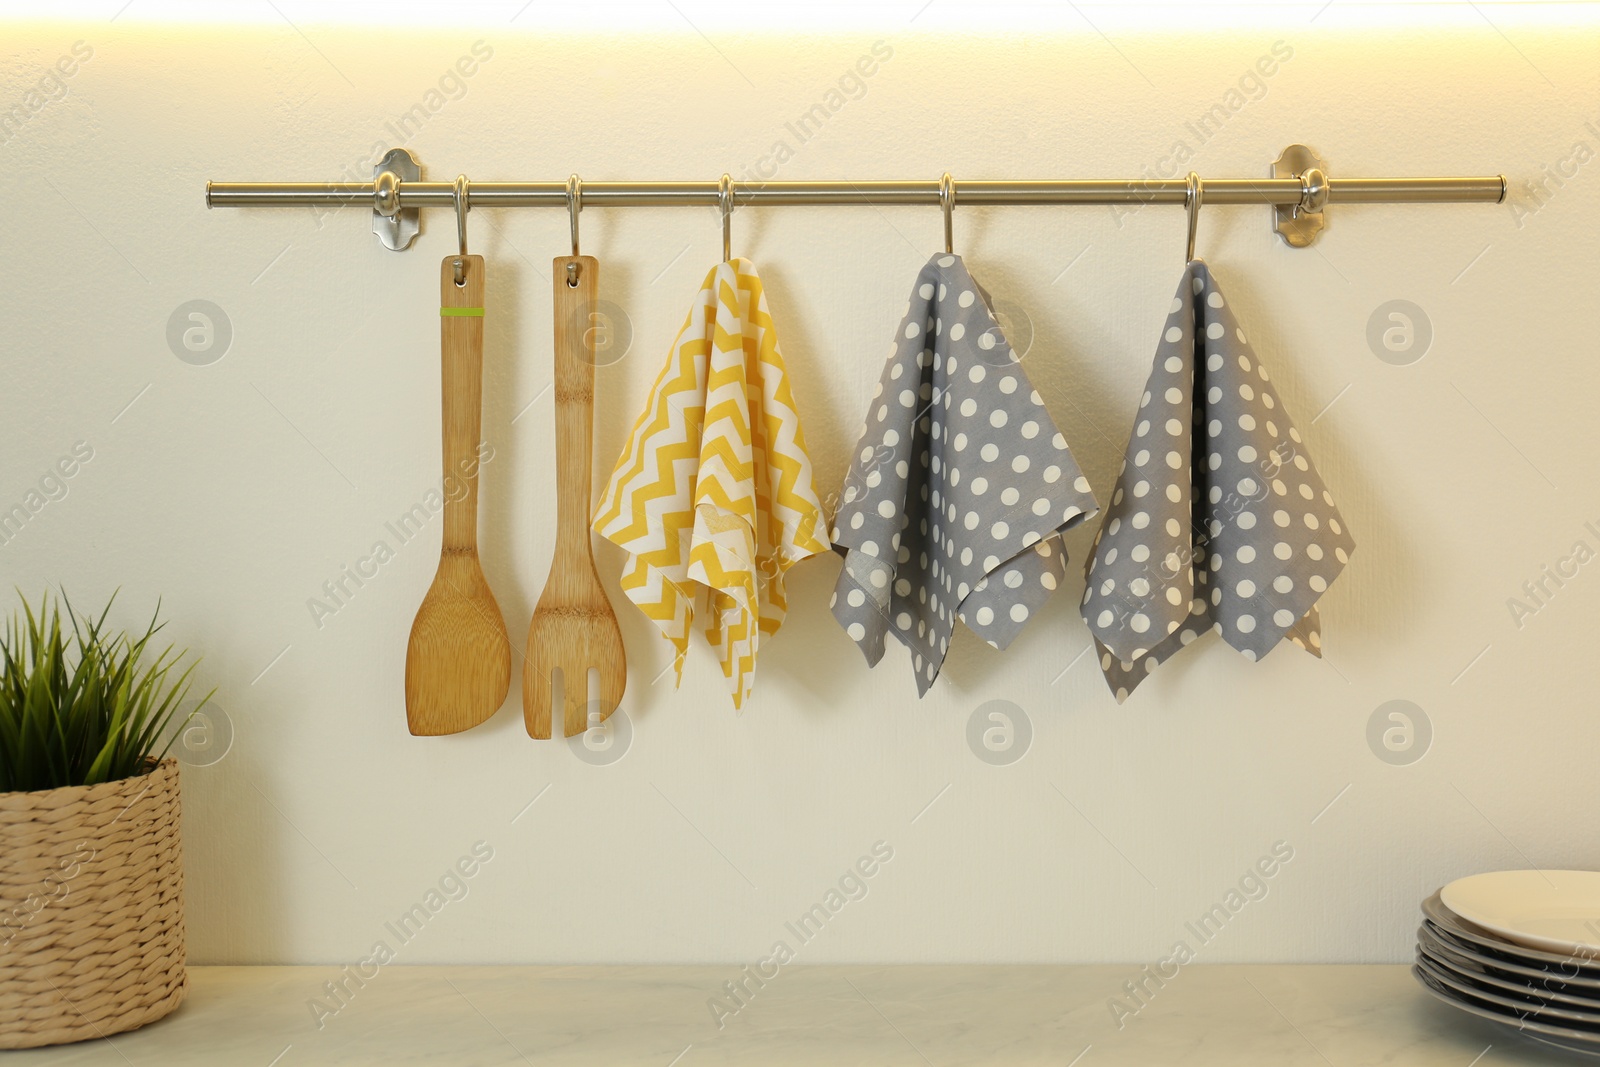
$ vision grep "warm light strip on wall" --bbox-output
[7,0,1597,29]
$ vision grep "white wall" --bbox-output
[2,4,1597,968]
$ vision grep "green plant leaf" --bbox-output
[0,590,209,791]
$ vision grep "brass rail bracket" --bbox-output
[372,147,422,251]
[1271,144,1331,248]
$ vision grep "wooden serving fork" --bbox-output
[524,255,626,738]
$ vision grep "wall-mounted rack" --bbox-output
[205,145,1506,250]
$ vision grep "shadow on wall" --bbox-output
[177,699,291,963]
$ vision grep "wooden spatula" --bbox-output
[405,254,512,735]
[524,255,627,738]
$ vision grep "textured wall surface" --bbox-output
[1,4,1596,969]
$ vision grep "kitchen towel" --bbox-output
[1081,260,1354,701]
[593,258,831,710]
[830,253,1099,695]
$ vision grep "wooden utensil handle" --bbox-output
[440,255,487,553]
[551,256,599,562]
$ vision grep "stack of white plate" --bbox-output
[1416,871,1600,1057]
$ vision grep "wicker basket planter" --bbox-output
[0,758,186,1049]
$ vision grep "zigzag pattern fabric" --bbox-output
[593,258,831,710]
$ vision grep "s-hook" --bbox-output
[939,172,955,255]
[719,173,734,263]
[566,173,582,286]
[1185,171,1204,264]
[452,174,470,286]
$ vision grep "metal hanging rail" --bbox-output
[203,145,1507,250]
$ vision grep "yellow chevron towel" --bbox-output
[593,258,830,709]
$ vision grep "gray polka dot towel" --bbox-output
[1081,260,1355,702]
[830,253,1099,695]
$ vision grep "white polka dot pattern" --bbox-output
[831,253,1099,695]
[1080,261,1355,703]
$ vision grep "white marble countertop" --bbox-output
[1,964,1575,1065]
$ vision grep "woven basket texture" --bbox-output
[0,758,185,1049]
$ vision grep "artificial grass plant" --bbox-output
[0,590,207,792]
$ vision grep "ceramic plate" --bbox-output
[1416,953,1600,1029]
[1423,893,1600,973]
[1421,916,1598,978]
[1419,923,1600,997]
[1419,936,1600,1010]
[1414,963,1600,1059]
[1443,871,1600,957]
